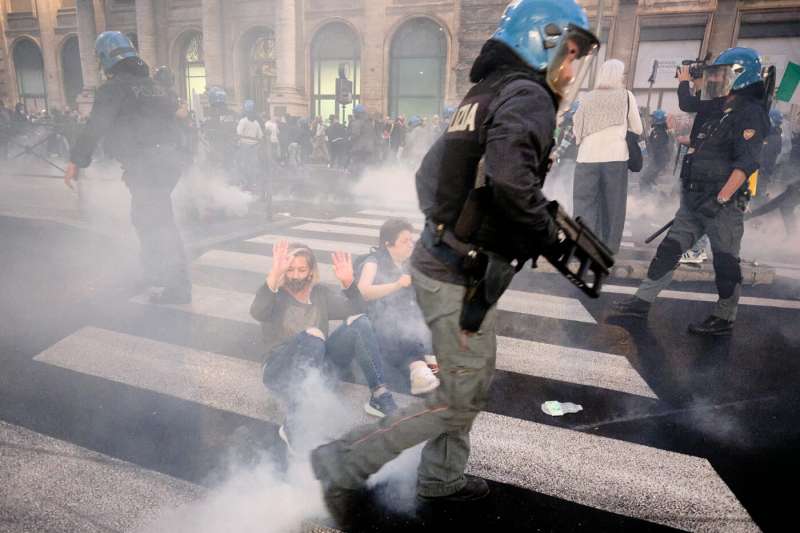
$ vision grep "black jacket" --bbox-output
[412,40,558,283]
[71,62,180,168]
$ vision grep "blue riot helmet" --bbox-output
[651,109,667,125]
[442,106,456,121]
[769,109,783,127]
[95,31,138,75]
[408,115,422,128]
[207,86,227,107]
[354,103,366,116]
[243,99,255,113]
[701,47,762,101]
[491,0,599,104]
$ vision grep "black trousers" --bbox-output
[123,150,190,292]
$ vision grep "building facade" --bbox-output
[1,0,798,119]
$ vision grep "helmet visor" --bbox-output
[701,64,742,100]
[546,25,599,113]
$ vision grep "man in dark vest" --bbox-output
[613,48,770,336]
[309,0,599,527]
[64,32,191,304]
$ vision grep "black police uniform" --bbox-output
[309,40,559,501]
[70,63,191,298]
[639,122,672,194]
[633,92,769,324]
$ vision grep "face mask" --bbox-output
[285,276,312,293]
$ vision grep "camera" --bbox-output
[675,59,707,79]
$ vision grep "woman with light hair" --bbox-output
[572,59,643,253]
[250,240,398,454]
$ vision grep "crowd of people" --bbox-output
[0,100,86,162]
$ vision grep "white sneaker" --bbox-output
[679,249,708,264]
[410,365,440,395]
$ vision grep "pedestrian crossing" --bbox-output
[34,328,755,532]
[29,209,762,532]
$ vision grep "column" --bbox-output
[608,0,639,87]
[75,0,99,113]
[706,0,738,59]
[271,0,305,116]
[37,0,66,110]
[135,0,157,69]
[202,0,224,88]
[360,0,385,113]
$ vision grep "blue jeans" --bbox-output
[262,316,387,409]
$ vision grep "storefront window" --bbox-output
[13,38,46,112]
[181,33,206,110]
[241,30,276,114]
[311,23,360,122]
[632,25,705,114]
[389,18,446,119]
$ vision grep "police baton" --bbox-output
[644,219,674,244]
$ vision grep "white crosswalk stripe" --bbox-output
[357,209,423,221]
[605,284,800,310]
[34,327,755,532]
[293,222,410,239]
[332,217,424,231]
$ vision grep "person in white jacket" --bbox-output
[572,59,643,253]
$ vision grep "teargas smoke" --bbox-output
[138,369,349,533]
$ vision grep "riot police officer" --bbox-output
[309,0,599,527]
[64,32,192,304]
[613,48,770,336]
[639,109,672,194]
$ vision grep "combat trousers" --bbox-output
[124,152,190,293]
[635,192,745,321]
[312,267,498,497]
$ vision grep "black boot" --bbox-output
[417,475,490,503]
[310,444,366,530]
[688,316,733,336]
[611,296,651,318]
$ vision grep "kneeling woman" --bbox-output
[250,240,397,453]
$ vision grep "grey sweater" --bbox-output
[249,282,364,354]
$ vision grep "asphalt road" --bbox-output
[1,210,799,533]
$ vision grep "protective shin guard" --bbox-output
[647,238,683,281]
[713,253,742,299]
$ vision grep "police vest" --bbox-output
[688,99,766,186]
[418,68,549,228]
[104,73,181,162]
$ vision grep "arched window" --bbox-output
[13,38,46,113]
[240,29,276,113]
[180,32,206,110]
[311,23,360,121]
[61,36,83,106]
[389,18,446,119]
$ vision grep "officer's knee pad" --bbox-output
[713,253,742,299]
[647,238,683,280]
